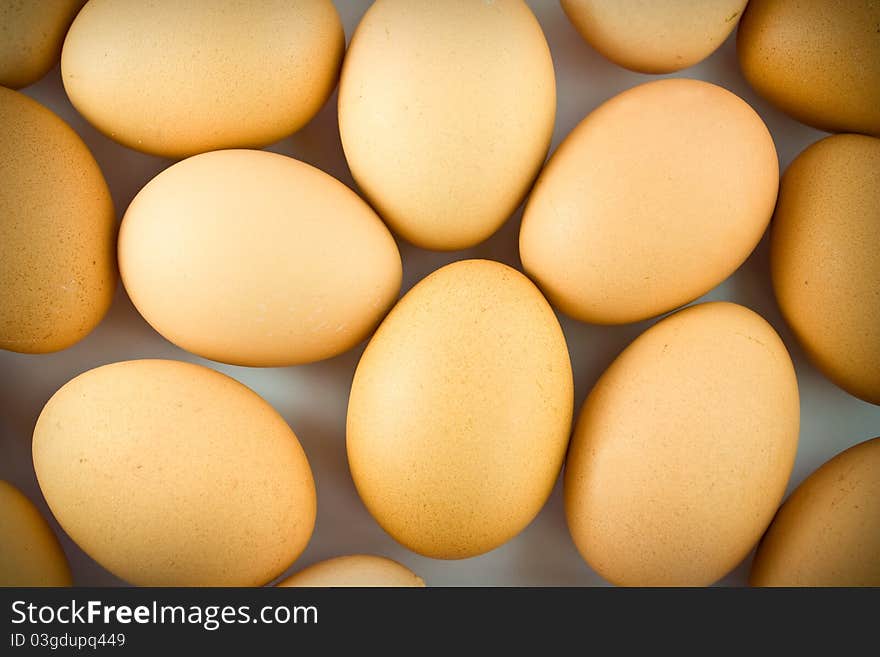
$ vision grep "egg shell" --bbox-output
[737,0,880,136]
[0,0,85,88]
[0,481,72,587]
[771,134,880,405]
[119,149,402,367]
[520,78,778,325]
[277,555,425,588]
[32,359,316,587]
[560,0,747,74]
[347,260,573,559]
[0,86,115,354]
[61,0,344,158]
[565,302,800,586]
[750,437,880,587]
[338,0,556,250]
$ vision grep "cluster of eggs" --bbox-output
[1,0,878,588]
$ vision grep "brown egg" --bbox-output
[561,0,747,74]
[771,134,880,405]
[33,359,316,586]
[0,87,115,354]
[751,437,880,587]
[738,0,880,136]
[339,0,556,250]
[0,481,72,587]
[520,78,778,325]
[565,302,800,586]
[0,0,85,88]
[119,149,401,367]
[348,260,573,559]
[277,555,425,588]
[61,0,344,158]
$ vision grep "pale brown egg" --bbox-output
[750,437,880,587]
[339,0,556,250]
[561,0,747,74]
[565,302,800,586]
[347,260,573,559]
[61,0,344,158]
[0,0,85,88]
[738,0,880,136]
[119,149,401,367]
[520,79,778,325]
[0,86,115,354]
[277,555,425,588]
[33,359,316,587]
[0,481,72,587]
[771,134,880,405]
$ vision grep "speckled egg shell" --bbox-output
[0,87,115,354]
[560,0,747,74]
[565,302,800,586]
[750,436,880,586]
[771,134,880,405]
[119,149,402,368]
[338,0,556,250]
[520,78,778,325]
[347,260,573,559]
[32,359,316,587]
[737,0,880,136]
[0,0,85,88]
[0,481,72,587]
[277,555,426,587]
[61,0,344,158]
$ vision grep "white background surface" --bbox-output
[2,0,878,587]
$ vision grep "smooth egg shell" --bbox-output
[738,0,880,136]
[750,437,880,587]
[0,0,85,88]
[277,555,425,587]
[347,260,573,559]
[771,134,880,405]
[520,78,778,325]
[339,0,556,250]
[33,359,316,586]
[61,0,344,157]
[565,302,800,586]
[0,87,115,354]
[119,149,401,367]
[561,0,747,74]
[0,481,72,587]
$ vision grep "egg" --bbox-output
[565,302,800,586]
[0,87,115,354]
[750,437,880,587]
[0,0,85,88]
[560,0,747,74]
[61,0,344,158]
[0,481,72,587]
[338,0,556,250]
[347,260,573,559]
[33,359,316,586]
[737,0,880,136]
[119,149,401,367]
[771,135,880,405]
[520,78,778,325]
[277,555,426,587]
